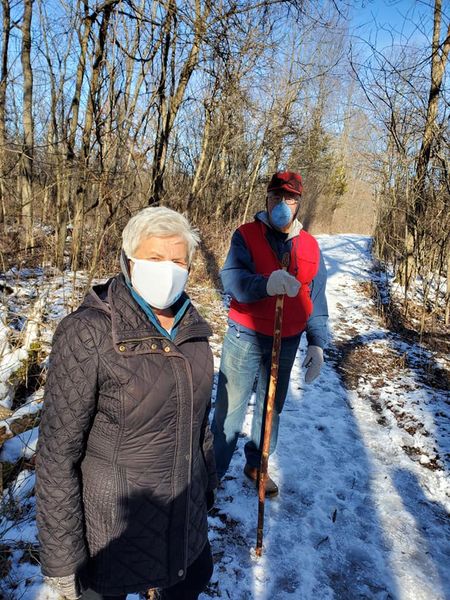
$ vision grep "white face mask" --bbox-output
[130,259,189,309]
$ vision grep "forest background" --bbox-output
[0,0,448,327]
[0,2,449,594]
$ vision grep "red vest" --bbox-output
[228,221,320,337]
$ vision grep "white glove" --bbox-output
[302,346,324,383]
[44,574,81,600]
[266,270,301,297]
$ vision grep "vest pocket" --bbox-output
[293,256,318,284]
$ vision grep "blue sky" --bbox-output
[349,0,441,51]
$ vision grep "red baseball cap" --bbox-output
[267,171,303,196]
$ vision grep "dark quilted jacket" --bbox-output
[35,275,217,596]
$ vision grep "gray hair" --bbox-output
[122,206,200,264]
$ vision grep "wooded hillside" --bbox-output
[0,0,448,324]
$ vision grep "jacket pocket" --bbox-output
[200,452,209,492]
[81,456,128,553]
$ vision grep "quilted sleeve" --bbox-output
[35,313,100,577]
[201,401,218,492]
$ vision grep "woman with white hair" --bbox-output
[36,207,217,600]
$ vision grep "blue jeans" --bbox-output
[212,327,300,479]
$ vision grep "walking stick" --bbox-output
[255,252,290,557]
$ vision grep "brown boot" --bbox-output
[243,464,279,497]
[142,589,162,599]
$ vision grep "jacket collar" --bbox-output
[84,274,212,346]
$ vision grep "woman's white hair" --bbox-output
[122,206,200,264]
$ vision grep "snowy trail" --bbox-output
[1,235,449,600]
[206,235,450,600]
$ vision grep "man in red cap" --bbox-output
[212,171,328,496]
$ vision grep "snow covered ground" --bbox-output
[207,235,450,600]
[0,235,449,600]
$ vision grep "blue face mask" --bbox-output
[270,201,292,229]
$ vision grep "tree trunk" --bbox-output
[446,247,450,326]
[398,0,450,293]
[242,144,265,223]
[53,2,92,270]
[151,0,211,204]
[190,103,214,200]
[71,2,115,270]
[19,0,34,250]
[150,0,175,204]
[414,0,450,209]
[0,0,10,225]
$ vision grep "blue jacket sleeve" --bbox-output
[306,251,328,349]
[220,230,269,303]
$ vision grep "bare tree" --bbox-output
[352,0,450,326]
[0,0,371,273]
[18,0,34,249]
[0,0,10,224]
[150,0,213,204]
[415,0,450,204]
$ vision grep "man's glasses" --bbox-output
[268,194,300,206]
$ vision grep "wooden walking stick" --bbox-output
[255,252,290,556]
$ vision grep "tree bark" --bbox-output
[71,1,116,270]
[446,248,450,326]
[414,0,450,209]
[398,0,449,292]
[0,0,10,224]
[54,1,93,270]
[19,0,34,249]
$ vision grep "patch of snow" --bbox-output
[1,426,39,463]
